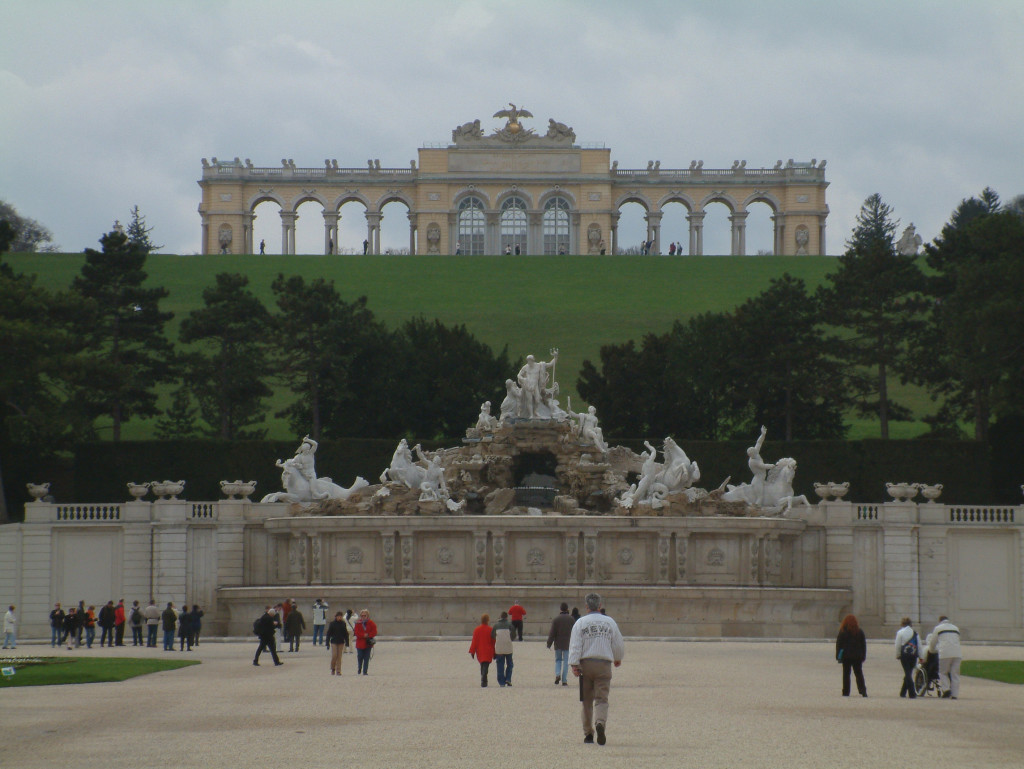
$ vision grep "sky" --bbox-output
[2,0,1022,256]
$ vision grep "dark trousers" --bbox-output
[147,625,158,647]
[131,625,143,645]
[900,654,917,697]
[511,620,523,641]
[479,660,490,686]
[254,636,280,665]
[842,660,867,696]
[100,626,114,646]
[115,624,125,645]
[357,646,371,674]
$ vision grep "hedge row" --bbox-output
[2,435,1014,521]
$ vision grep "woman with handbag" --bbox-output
[354,609,377,675]
[835,614,867,697]
[894,617,918,698]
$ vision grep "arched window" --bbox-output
[543,197,570,254]
[500,197,528,254]
[457,196,485,255]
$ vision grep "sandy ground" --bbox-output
[1,637,1023,769]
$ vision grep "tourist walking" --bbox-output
[311,598,328,646]
[129,600,144,646]
[2,605,16,648]
[895,617,919,698]
[354,609,377,675]
[927,616,962,699]
[492,612,515,687]
[469,614,495,687]
[285,604,306,652]
[49,602,64,647]
[836,614,868,697]
[161,602,177,651]
[98,600,116,647]
[326,611,350,675]
[547,602,575,686]
[253,607,283,667]
[508,600,526,641]
[144,599,161,647]
[568,593,625,746]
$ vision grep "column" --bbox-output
[570,211,581,255]
[201,216,209,255]
[473,532,488,584]
[322,211,338,254]
[527,211,543,254]
[491,533,506,585]
[730,211,748,256]
[242,212,255,254]
[687,211,705,256]
[646,210,663,254]
[381,532,395,583]
[399,534,414,584]
[407,211,417,255]
[610,212,620,255]
[772,213,785,256]
[582,532,598,582]
[675,533,689,584]
[310,534,323,584]
[657,533,672,585]
[364,212,381,255]
[484,211,500,255]
[818,216,827,255]
[565,534,581,584]
[279,211,296,255]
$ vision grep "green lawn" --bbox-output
[4,252,936,439]
[0,655,199,687]
[961,660,1024,685]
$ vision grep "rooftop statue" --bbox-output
[261,435,368,504]
[896,223,923,256]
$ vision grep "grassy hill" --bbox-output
[5,252,932,439]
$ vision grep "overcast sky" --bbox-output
[2,0,1022,256]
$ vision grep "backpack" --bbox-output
[901,632,918,658]
[253,618,261,636]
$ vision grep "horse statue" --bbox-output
[261,457,367,504]
[619,437,701,509]
[722,457,810,515]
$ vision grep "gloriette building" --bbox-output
[198,105,829,256]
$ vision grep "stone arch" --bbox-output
[247,191,287,212]
[452,187,491,210]
[741,190,781,214]
[656,192,696,213]
[330,191,372,212]
[697,192,738,214]
[613,192,652,212]
[288,191,330,213]
[538,188,577,209]
[374,190,415,211]
[494,188,534,209]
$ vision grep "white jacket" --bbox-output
[568,611,625,665]
[927,620,962,659]
[894,625,917,658]
[3,610,15,633]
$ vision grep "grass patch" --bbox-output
[961,660,1024,685]
[0,656,199,687]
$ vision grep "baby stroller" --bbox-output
[913,651,943,697]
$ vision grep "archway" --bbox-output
[615,200,648,254]
[293,199,325,255]
[659,200,691,255]
[701,200,733,256]
[746,200,776,255]
[337,199,368,254]
[252,199,282,254]
[380,199,411,254]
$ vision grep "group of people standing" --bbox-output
[835,613,963,699]
[46,599,202,651]
[468,596,624,747]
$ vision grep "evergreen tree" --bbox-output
[0,200,58,252]
[815,194,927,438]
[71,228,174,440]
[154,386,198,439]
[179,273,273,440]
[124,205,162,253]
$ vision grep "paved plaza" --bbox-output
[2,637,1023,768]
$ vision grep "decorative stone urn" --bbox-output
[220,480,257,500]
[919,483,943,501]
[126,482,150,500]
[813,482,832,501]
[886,482,918,502]
[828,482,850,500]
[151,480,186,500]
[26,482,50,500]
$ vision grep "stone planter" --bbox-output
[920,484,943,501]
[220,480,257,500]
[126,482,150,500]
[26,482,50,501]
[151,480,186,500]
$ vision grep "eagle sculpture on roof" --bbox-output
[493,103,533,124]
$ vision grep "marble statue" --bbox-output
[499,379,521,424]
[476,401,498,432]
[516,349,559,419]
[896,223,923,256]
[721,429,810,514]
[618,437,700,509]
[568,402,608,454]
[261,435,368,503]
[380,438,417,486]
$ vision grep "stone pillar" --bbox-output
[201,215,210,255]
[399,534,414,584]
[242,212,255,254]
[290,533,307,585]
[492,533,506,585]
[473,532,488,584]
[772,213,785,256]
[322,211,338,255]
[582,532,598,582]
[365,212,381,255]
[310,534,323,584]
[527,211,543,254]
[484,211,500,255]
[657,534,672,585]
[675,533,689,584]
[408,211,417,255]
[730,211,748,256]
[570,211,582,256]
[610,212,620,255]
[565,534,581,584]
[818,216,827,256]
[687,211,705,256]
[280,211,296,255]
[645,210,663,254]
[381,532,395,583]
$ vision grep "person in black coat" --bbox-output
[178,606,193,651]
[325,612,351,675]
[97,601,116,647]
[253,607,282,666]
[836,614,868,697]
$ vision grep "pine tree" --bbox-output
[125,205,162,254]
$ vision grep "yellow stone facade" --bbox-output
[198,111,828,256]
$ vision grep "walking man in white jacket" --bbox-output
[568,593,625,746]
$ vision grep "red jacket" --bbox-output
[353,618,377,650]
[114,605,126,626]
[508,604,526,622]
[469,624,495,663]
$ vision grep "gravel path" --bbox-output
[2,638,1023,768]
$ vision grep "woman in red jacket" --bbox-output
[353,609,377,675]
[469,614,496,687]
